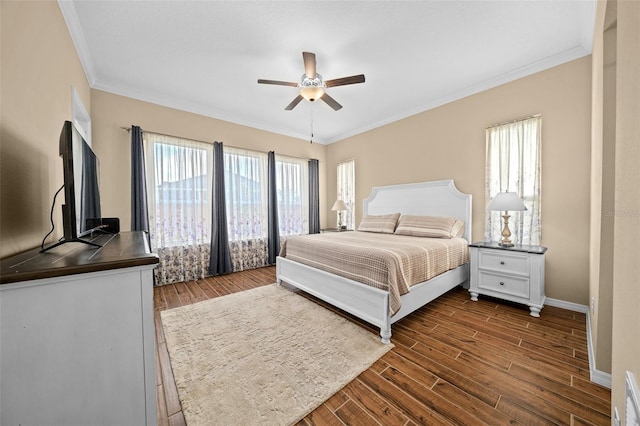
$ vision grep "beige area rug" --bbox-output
[160,283,393,425]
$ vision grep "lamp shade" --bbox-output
[331,199,348,211]
[487,192,527,212]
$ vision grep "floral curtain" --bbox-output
[485,116,542,245]
[144,133,213,284]
[275,154,309,236]
[224,146,269,271]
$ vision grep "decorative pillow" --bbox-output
[394,215,465,239]
[357,213,401,234]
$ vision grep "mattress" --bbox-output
[279,231,469,315]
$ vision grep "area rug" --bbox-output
[160,283,393,425]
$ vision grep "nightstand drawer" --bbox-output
[478,250,528,275]
[477,271,529,299]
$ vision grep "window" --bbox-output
[275,155,309,236]
[485,115,542,245]
[144,133,213,284]
[223,147,268,242]
[223,147,269,271]
[337,160,355,230]
[143,134,313,279]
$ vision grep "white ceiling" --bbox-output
[59,0,596,144]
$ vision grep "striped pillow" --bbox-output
[357,213,401,234]
[394,215,465,239]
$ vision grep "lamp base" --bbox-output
[499,212,514,247]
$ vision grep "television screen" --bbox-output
[75,131,101,235]
[42,121,102,252]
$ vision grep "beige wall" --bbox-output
[590,2,640,419]
[8,3,640,420]
[327,57,592,304]
[610,0,640,421]
[590,0,616,379]
[0,1,91,258]
[90,90,327,232]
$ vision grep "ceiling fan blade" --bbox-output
[285,95,304,110]
[258,79,298,87]
[302,52,316,78]
[320,93,342,111]
[325,74,366,88]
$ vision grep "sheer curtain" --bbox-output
[337,160,356,229]
[275,154,309,237]
[144,133,213,284]
[224,146,269,271]
[485,116,542,245]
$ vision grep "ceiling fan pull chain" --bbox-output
[310,104,314,144]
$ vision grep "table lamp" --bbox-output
[331,199,348,231]
[487,192,527,247]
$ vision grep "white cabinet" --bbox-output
[0,232,158,426]
[469,242,546,317]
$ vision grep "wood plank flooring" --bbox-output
[154,266,611,425]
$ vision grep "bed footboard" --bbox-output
[276,256,392,343]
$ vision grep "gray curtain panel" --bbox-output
[308,159,320,234]
[130,125,149,232]
[267,151,280,264]
[209,141,233,275]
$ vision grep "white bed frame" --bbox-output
[276,179,472,343]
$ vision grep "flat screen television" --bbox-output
[41,121,102,252]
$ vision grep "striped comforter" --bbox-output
[279,231,469,315]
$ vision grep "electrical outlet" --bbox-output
[591,297,595,315]
[614,406,620,426]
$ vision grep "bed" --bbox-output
[276,179,472,343]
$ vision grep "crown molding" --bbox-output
[58,0,97,86]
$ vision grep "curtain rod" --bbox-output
[120,126,316,162]
[486,114,541,130]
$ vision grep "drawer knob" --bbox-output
[499,281,505,286]
[500,261,505,265]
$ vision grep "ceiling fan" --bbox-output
[258,51,365,111]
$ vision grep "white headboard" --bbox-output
[362,180,472,243]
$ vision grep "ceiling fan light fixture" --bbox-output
[299,86,324,102]
[258,53,363,111]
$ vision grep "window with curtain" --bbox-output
[275,154,309,237]
[337,160,355,230]
[485,115,542,245]
[143,133,213,284]
[142,133,314,281]
[223,146,269,271]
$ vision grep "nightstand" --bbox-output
[320,228,353,233]
[469,241,547,317]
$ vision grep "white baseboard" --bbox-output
[545,297,612,389]
[545,297,589,313]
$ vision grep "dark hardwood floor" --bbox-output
[154,266,611,425]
